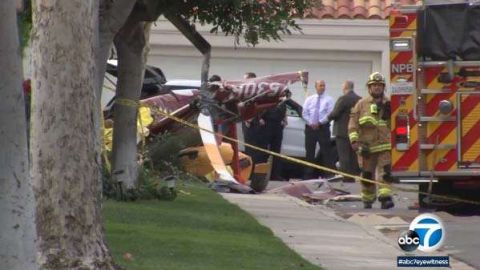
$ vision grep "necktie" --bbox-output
[312,95,321,125]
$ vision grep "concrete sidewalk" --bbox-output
[222,193,400,269]
[221,192,472,270]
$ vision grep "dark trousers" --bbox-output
[242,123,262,165]
[304,124,334,179]
[335,136,360,181]
[257,123,284,179]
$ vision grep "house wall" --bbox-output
[149,18,390,103]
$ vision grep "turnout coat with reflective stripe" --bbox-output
[348,95,391,152]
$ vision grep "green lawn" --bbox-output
[104,182,322,270]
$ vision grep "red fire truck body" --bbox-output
[389,2,480,205]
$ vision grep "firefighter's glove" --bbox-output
[382,101,391,121]
[359,145,370,158]
[382,164,398,183]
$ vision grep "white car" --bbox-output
[282,99,307,157]
[161,79,201,90]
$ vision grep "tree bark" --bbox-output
[111,19,150,191]
[31,1,116,269]
[96,0,137,101]
[0,1,38,269]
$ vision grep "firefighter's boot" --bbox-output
[360,171,375,209]
[379,197,395,209]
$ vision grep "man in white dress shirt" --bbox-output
[302,80,335,179]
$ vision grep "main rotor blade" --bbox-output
[197,113,238,184]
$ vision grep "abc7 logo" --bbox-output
[398,213,445,252]
[398,230,420,252]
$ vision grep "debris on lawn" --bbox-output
[178,190,192,196]
[123,252,134,261]
[209,181,255,194]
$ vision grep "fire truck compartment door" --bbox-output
[418,4,480,61]
[458,92,480,167]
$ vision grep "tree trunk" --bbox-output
[96,0,137,101]
[111,20,150,192]
[94,0,137,197]
[0,2,38,269]
[31,1,116,269]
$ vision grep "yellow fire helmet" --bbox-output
[367,72,386,85]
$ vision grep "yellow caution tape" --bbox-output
[100,112,111,175]
[112,98,480,206]
[116,98,140,108]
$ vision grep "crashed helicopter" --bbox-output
[139,71,308,193]
[105,13,309,193]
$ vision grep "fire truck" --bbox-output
[389,1,480,207]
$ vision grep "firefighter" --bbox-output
[348,72,394,209]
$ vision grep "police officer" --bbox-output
[256,99,288,180]
[348,72,394,209]
[242,72,262,164]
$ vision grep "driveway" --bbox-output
[322,182,480,269]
